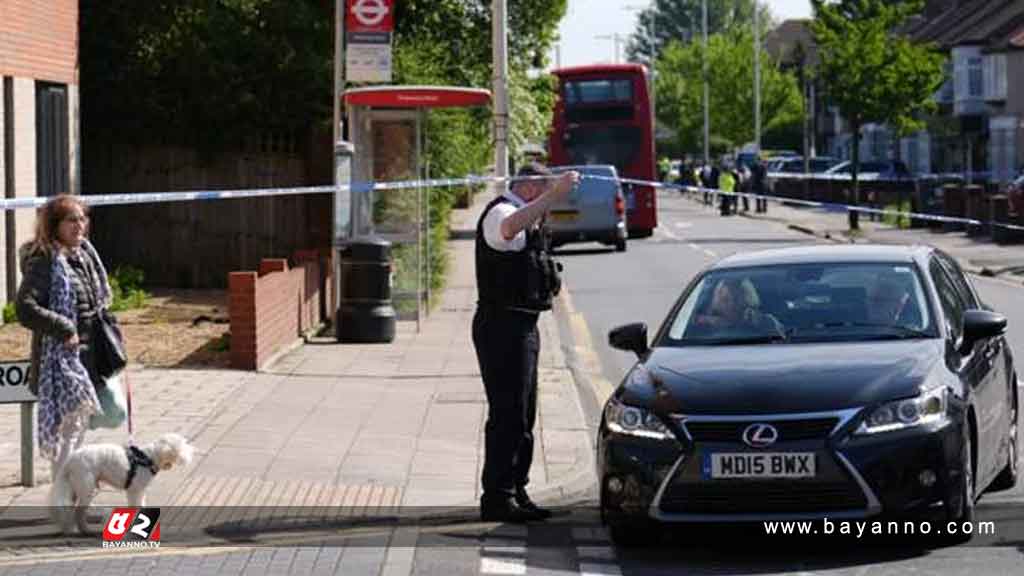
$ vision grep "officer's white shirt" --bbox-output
[482,192,529,252]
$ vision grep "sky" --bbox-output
[553,0,812,68]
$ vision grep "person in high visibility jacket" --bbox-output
[720,168,735,193]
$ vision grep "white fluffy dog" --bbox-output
[50,433,194,535]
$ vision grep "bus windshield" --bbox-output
[563,79,633,105]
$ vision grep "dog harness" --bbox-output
[124,445,158,489]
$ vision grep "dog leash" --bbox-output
[125,370,135,445]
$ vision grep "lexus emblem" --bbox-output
[742,423,779,448]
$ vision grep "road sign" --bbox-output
[0,361,35,403]
[345,0,393,83]
[347,0,392,30]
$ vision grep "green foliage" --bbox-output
[80,0,333,153]
[109,266,150,312]
[2,303,16,325]
[811,0,945,227]
[655,26,804,155]
[811,0,945,138]
[627,0,773,64]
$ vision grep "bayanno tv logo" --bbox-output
[101,508,161,549]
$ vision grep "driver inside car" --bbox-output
[866,276,919,327]
[691,278,785,335]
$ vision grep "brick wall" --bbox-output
[228,250,333,370]
[0,0,78,84]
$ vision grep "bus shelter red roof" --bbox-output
[343,86,491,108]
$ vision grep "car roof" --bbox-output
[712,244,934,270]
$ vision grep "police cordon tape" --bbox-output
[1,172,1022,233]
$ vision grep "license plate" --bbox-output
[704,452,816,479]
[626,192,636,211]
[550,211,578,222]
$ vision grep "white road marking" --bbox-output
[480,557,526,575]
[482,545,527,555]
[658,226,681,241]
[674,222,693,229]
[703,249,717,258]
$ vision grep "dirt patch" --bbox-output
[0,289,231,368]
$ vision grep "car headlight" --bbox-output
[855,387,949,435]
[605,395,673,440]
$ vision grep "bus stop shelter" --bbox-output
[334,86,490,332]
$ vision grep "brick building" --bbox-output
[0,0,79,310]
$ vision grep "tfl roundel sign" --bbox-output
[347,0,394,33]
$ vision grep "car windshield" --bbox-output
[664,262,937,345]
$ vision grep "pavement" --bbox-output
[0,192,597,547]
[711,193,1024,283]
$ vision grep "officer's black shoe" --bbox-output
[480,498,542,523]
[514,487,553,520]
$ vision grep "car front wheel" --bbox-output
[989,379,1019,492]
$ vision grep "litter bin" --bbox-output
[337,237,396,343]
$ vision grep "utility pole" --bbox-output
[754,2,761,156]
[493,0,509,184]
[702,0,709,164]
[333,0,345,144]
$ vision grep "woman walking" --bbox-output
[16,194,112,480]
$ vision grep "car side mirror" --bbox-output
[609,323,648,358]
[959,309,1007,354]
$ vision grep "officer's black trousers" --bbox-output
[472,306,540,502]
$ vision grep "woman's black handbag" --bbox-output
[91,309,127,380]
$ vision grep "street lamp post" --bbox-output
[493,0,509,184]
[702,0,709,164]
[595,33,625,63]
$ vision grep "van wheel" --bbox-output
[615,239,627,252]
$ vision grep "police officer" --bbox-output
[473,163,579,522]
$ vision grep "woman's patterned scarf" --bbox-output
[36,240,108,460]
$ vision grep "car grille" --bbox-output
[683,418,839,443]
[660,481,867,514]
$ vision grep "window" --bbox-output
[664,263,935,345]
[968,57,984,98]
[984,53,1008,101]
[936,252,979,310]
[35,82,69,197]
[988,116,1017,183]
[929,258,964,343]
[563,79,633,106]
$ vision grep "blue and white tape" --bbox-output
[2,172,1022,233]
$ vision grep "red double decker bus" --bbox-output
[548,64,657,237]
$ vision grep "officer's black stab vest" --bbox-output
[475,196,561,312]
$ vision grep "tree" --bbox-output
[655,27,803,157]
[811,0,945,229]
[626,0,772,65]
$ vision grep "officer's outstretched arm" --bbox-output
[500,172,579,241]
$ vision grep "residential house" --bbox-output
[0,1,80,311]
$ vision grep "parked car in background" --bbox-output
[548,164,628,252]
[1007,173,1024,216]
[825,160,913,180]
[774,156,840,174]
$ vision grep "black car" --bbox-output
[599,245,1018,545]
